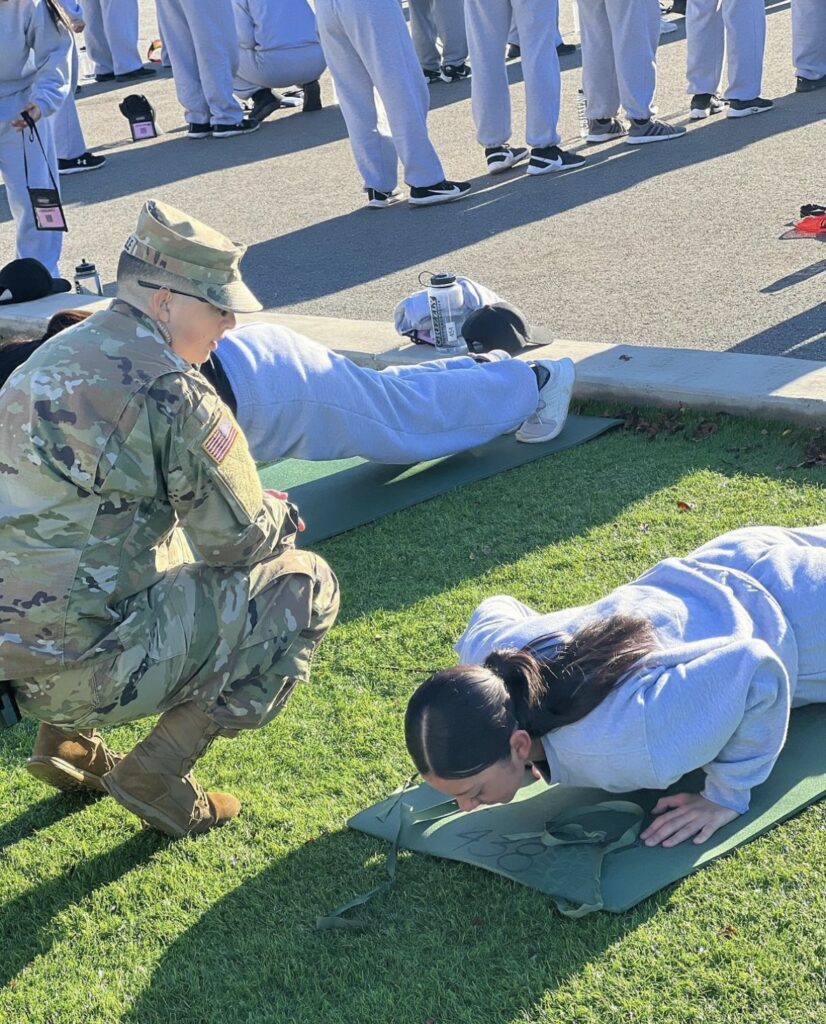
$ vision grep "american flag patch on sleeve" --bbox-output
[202,416,238,464]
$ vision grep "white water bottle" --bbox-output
[74,259,102,295]
[427,273,467,356]
[577,88,588,139]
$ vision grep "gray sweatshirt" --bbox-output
[231,0,319,51]
[455,526,826,814]
[0,0,71,125]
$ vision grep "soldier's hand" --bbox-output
[264,489,305,532]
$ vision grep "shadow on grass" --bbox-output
[118,825,662,1024]
[313,412,826,625]
[0,818,164,990]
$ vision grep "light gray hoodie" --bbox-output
[0,0,71,125]
[456,526,826,814]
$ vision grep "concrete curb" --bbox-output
[2,296,825,425]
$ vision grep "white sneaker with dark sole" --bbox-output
[527,146,586,175]
[366,188,401,209]
[726,97,773,118]
[485,145,529,174]
[516,358,576,443]
[408,180,472,206]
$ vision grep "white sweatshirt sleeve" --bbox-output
[455,595,539,664]
[231,0,258,49]
[644,638,792,814]
[25,2,71,119]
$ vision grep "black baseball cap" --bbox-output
[461,301,553,354]
[0,259,72,306]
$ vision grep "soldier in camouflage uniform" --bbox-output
[0,199,340,837]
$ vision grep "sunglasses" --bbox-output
[138,280,226,314]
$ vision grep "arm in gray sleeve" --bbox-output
[646,638,792,814]
[26,3,71,118]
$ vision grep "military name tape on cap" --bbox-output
[124,235,235,285]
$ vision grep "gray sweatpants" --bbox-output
[79,0,141,76]
[53,40,87,161]
[409,0,468,71]
[156,0,244,125]
[235,44,327,96]
[315,0,445,190]
[686,0,765,100]
[578,0,660,121]
[215,323,541,464]
[465,0,561,149]
[792,0,826,81]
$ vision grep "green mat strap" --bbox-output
[507,800,644,918]
[314,777,417,931]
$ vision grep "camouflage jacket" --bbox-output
[0,302,293,679]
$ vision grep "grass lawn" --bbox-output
[1,408,825,1024]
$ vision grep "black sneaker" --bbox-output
[302,79,322,112]
[423,68,441,85]
[366,188,401,209]
[115,65,156,82]
[249,88,282,122]
[58,152,106,174]
[187,122,212,139]
[690,93,726,119]
[670,0,686,12]
[440,63,471,83]
[485,144,529,174]
[795,74,826,93]
[94,71,115,82]
[506,43,521,60]
[556,42,577,56]
[527,145,586,175]
[727,96,773,118]
[408,179,472,206]
[212,118,261,138]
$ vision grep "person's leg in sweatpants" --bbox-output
[180,0,244,126]
[792,0,826,83]
[465,0,514,149]
[513,0,562,148]
[409,0,443,74]
[79,0,115,76]
[578,0,622,119]
[434,0,469,67]
[156,0,212,125]
[721,0,765,101]
[315,0,400,193]
[604,0,660,120]
[235,46,327,97]
[331,0,446,188]
[685,0,725,98]
[53,44,88,161]
[98,0,142,75]
[222,326,541,463]
[0,118,64,276]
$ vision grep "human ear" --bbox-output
[510,729,533,763]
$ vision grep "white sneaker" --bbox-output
[516,358,576,443]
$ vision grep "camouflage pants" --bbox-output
[14,547,339,731]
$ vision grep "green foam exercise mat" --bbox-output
[347,705,826,917]
[259,415,621,545]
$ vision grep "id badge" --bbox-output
[130,118,158,142]
[28,187,68,232]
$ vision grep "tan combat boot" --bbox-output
[26,723,123,793]
[101,701,241,837]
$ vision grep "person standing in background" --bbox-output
[53,0,106,173]
[156,0,260,137]
[79,0,154,81]
[685,0,772,120]
[408,0,471,84]
[791,0,826,92]
[0,0,71,278]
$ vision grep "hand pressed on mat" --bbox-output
[640,792,740,848]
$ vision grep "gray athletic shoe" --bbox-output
[625,117,686,145]
[586,117,627,143]
[516,358,576,444]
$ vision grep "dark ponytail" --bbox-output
[0,309,91,390]
[405,614,656,780]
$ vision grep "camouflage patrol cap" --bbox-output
[123,199,262,313]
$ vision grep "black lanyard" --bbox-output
[21,112,68,233]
